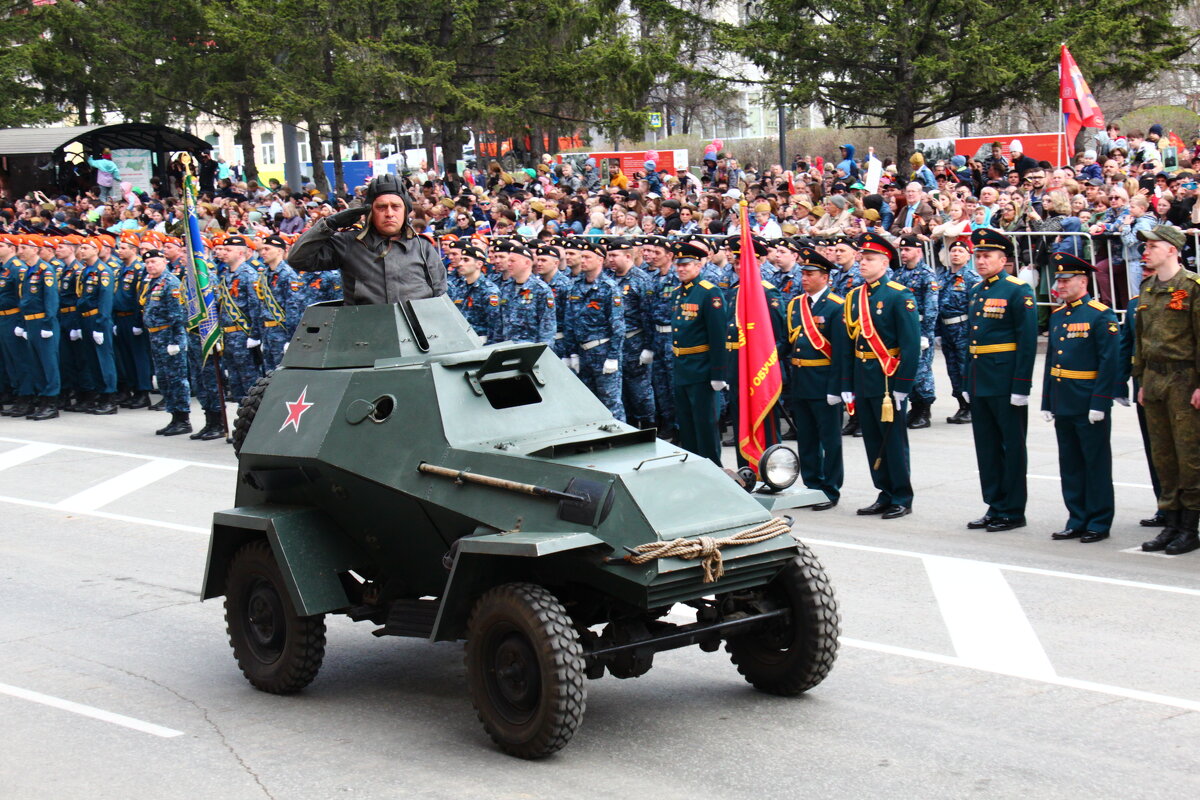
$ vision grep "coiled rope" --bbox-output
[624,517,792,583]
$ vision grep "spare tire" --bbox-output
[231,371,273,455]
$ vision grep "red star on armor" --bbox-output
[279,386,313,433]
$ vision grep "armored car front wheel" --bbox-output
[465,583,587,759]
[224,540,326,694]
[725,547,840,696]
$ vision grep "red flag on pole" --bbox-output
[735,201,783,476]
[1060,45,1105,158]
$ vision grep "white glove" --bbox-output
[112,324,118,334]
[639,349,654,365]
[568,354,580,372]
[963,391,970,403]
[283,342,290,353]
[246,337,261,349]
[920,336,930,351]
[841,391,854,404]
[1010,394,1029,406]
[40,329,53,339]
[166,343,181,356]
[893,391,907,408]
[1042,410,1054,423]
[69,329,82,341]
[1088,409,1105,424]
[711,380,728,391]
[1114,397,1131,407]
[92,331,104,345]
[14,326,25,339]
[132,327,143,335]
[602,358,619,374]
[826,394,841,406]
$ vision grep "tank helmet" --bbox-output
[365,174,411,209]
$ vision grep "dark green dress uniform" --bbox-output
[967,228,1038,530]
[1041,254,1120,540]
[672,240,728,466]
[785,246,847,504]
[1132,225,1200,554]
[843,235,921,511]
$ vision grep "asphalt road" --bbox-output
[2,352,1199,799]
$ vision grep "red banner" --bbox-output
[1060,45,1105,159]
[735,202,783,476]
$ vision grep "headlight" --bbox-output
[760,444,799,492]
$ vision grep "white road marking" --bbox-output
[0,493,208,535]
[1120,546,1176,559]
[56,459,191,512]
[841,637,1200,714]
[0,442,60,471]
[0,435,236,471]
[922,555,1056,679]
[0,681,184,738]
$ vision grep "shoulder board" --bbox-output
[762,279,775,289]
[1051,304,1067,313]
[1005,275,1024,285]
[1088,299,1109,311]
[886,280,905,290]
[828,293,845,305]
[1130,294,1138,301]
[699,280,714,289]
[1190,274,1200,286]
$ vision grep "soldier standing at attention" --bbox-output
[449,244,502,344]
[671,239,728,465]
[74,238,119,415]
[964,228,1038,533]
[607,238,657,429]
[1118,259,1164,529]
[16,236,61,420]
[0,235,35,417]
[498,242,556,347]
[1133,224,1200,555]
[113,232,153,409]
[936,237,981,424]
[140,250,192,436]
[1041,253,1120,543]
[784,245,846,510]
[894,235,939,429]
[641,235,680,438]
[565,240,626,420]
[215,235,265,401]
[842,233,921,519]
[533,242,573,357]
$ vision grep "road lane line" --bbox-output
[0,681,185,738]
[923,556,1056,678]
[0,493,208,534]
[0,435,235,471]
[0,442,60,471]
[56,459,191,512]
[840,637,1200,714]
[798,536,1200,597]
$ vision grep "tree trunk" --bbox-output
[75,91,88,126]
[236,95,259,184]
[330,117,345,198]
[896,128,916,172]
[439,127,465,170]
[421,120,435,175]
[665,104,673,137]
[305,116,331,196]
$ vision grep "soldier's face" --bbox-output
[55,244,74,261]
[948,247,971,267]
[900,246,922,265]
[509,254,533,282]
[17,244,38,263]
[77,243,97,261]
[833,244,856,266]
[674,258,702,283]
[457,256,481,280]
[1142,240,1178,270]
[973,249,1007,277]
[535,255,559,275]
[145,257,166,278]
[1054,274,1088,303]
[800,269,828,294]
[858,251,889,283]
[117,243,137,261]
[371,195,408,237]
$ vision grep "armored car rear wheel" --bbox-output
[465,583,587,759]
[224,540,326,694]
[725,547,840,696]
[231,371,273,455]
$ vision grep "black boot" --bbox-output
[1142,509,1181,552]
[9,396,35,417]
[91,393,119,415]
[156,411,193,436]
[190,410,226,441]
[907,398,931,429]
[842,416,860,436]
[1140,511,1166,527]
[946,395,971,424]
[1165,509,1200,556]
[149,396,166,411]
[126,390,151,410]
[28,398,59,421]
[114,389,134,408]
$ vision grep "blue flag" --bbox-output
[180,173,221,362]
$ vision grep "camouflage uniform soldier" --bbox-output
[1133,225,1200,554]
[894,235,939,428]
[936,237,982,423]
[497,243,556,347]
[534,241,573,357]
[607,238,657,429]
[215,235,265,401]
[564,240,625,420]
[140,250,191,436]
[640,236,679,438]
[449,244,502,344]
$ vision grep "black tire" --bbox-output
[224,540,326,694]
[231,371,273,455]
[465,583,586,759]
[726,546,840,696]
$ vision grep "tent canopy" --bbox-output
[0,123,210,157]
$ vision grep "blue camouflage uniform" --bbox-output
[254,269,290,370]
[648,267,680,434]
[935,258,981,401]
[265,260,302,337]
[0,256,34,399]
[565,272,626,420]
[499,275,556,346]
[893,258,940,405]
[113,259,153,393]
[612,267,657,427]
[19,257,61,401]
[450,276,502,343]
[142,271,191,413]
[217,261,264,401]
[77,258,117,395]
[542,270,574,357]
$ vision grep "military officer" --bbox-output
[607,238,657,429]
[671,238,728,465]
[449,243,502,344]
[785,245,847,510]
[534,242,573,357]
[140,250,192,436]
[0,235,35,417]
[894,234,939,429]
[1041,252,1120,543]
[498,242,556,347]
[565,240,626,420]
[75,238,119,415]
[1133,224,1200,555]
[261,234,301,338]
[641,235,680,438]
[15,236,60,420]
[112,232,153,408]
[937,237,981,424]
[829,234,864,297]
[54,236,89,411]
[768,238,805,309]
[1118,259,1165,528]
[965,228,1038,533]
[842,233,921,518]
[215,235,265,401]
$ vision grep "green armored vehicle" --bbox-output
[201,297,839,758]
